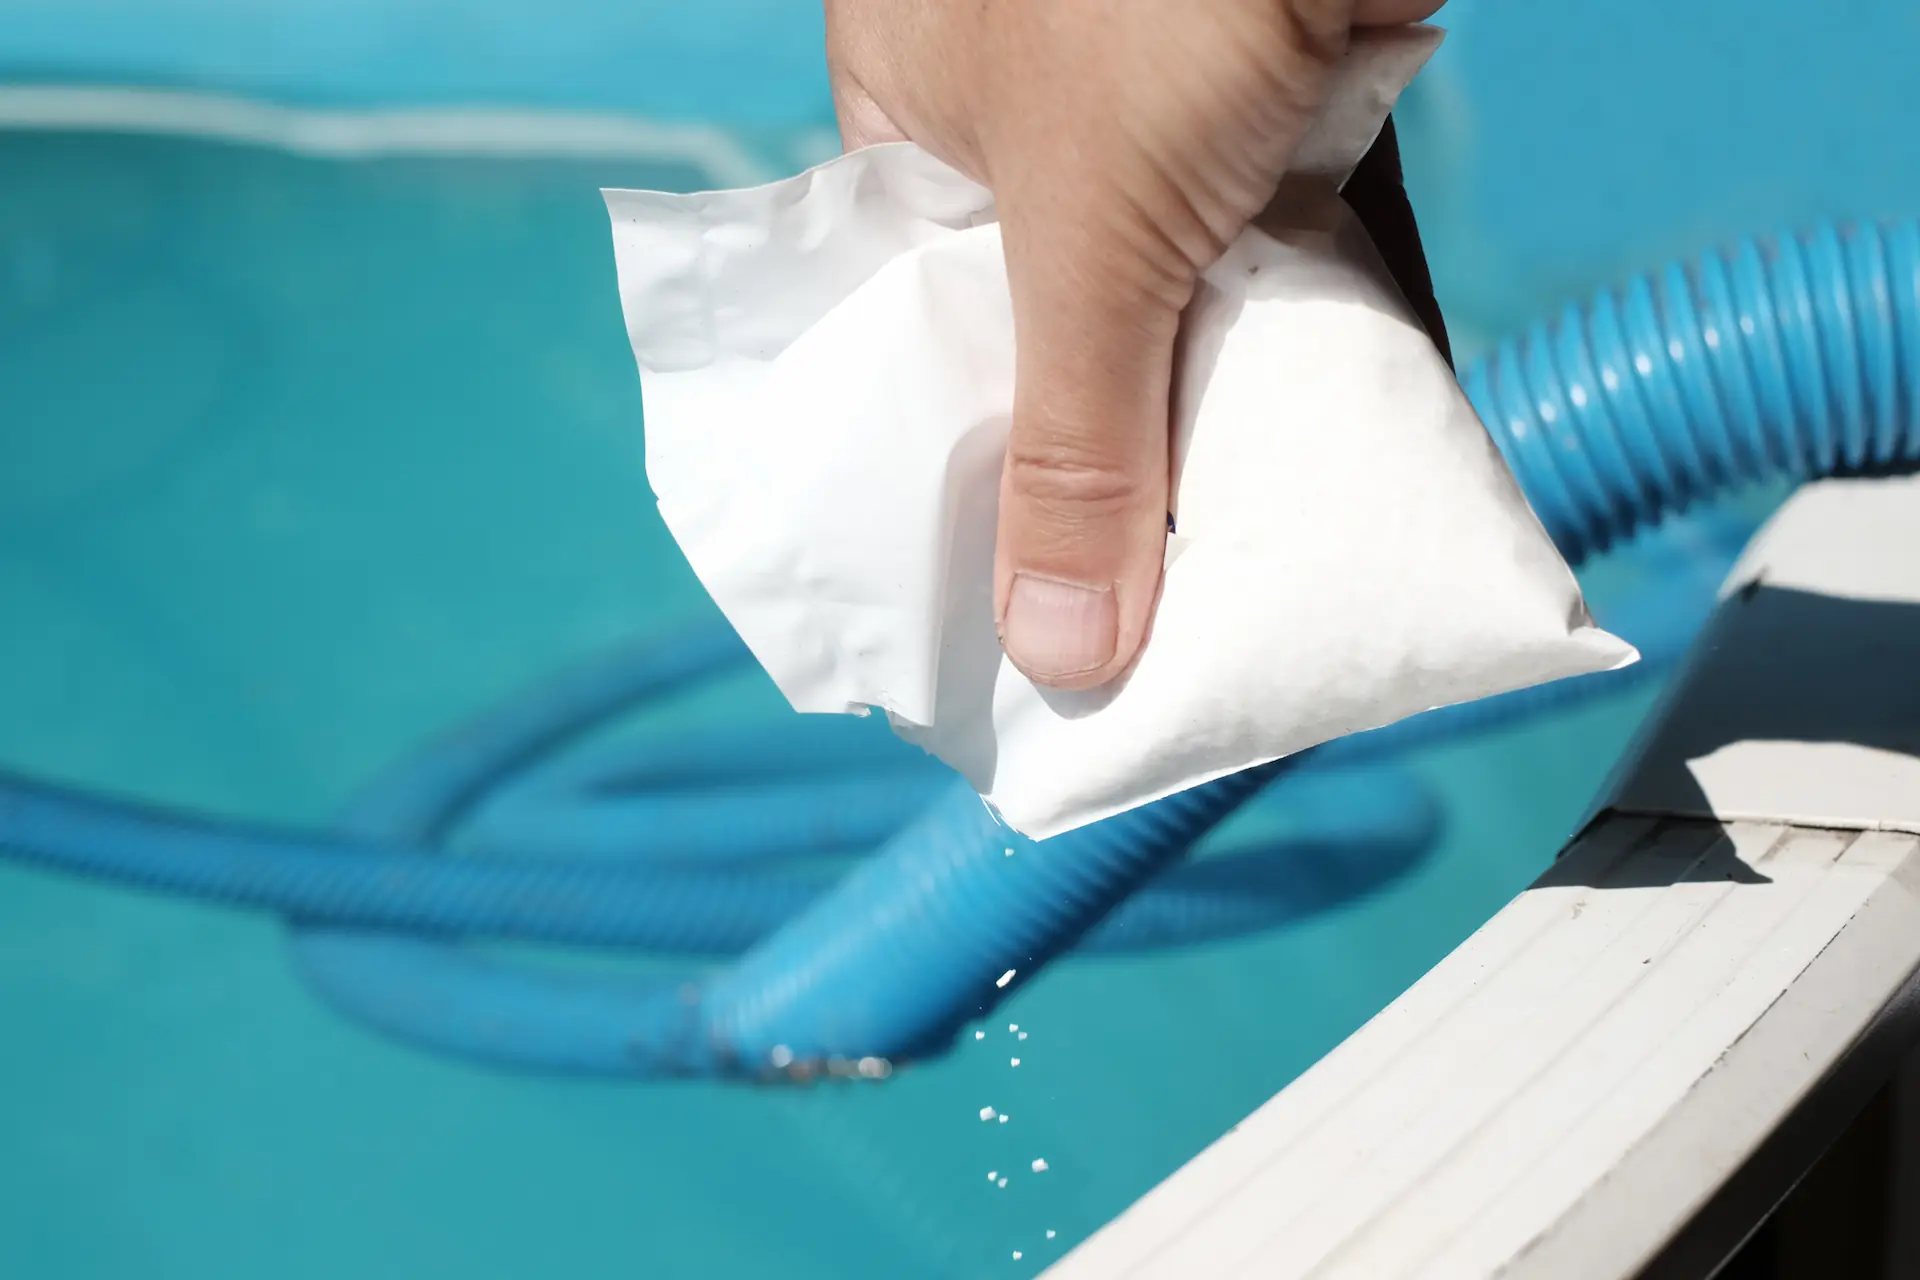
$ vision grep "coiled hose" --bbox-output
[0,216,1913,1078]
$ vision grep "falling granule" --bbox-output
[987,1170,998,1181]
[997,1177,1008,1188]
[979,1106,997,1122]
[1031,1158,1049,1173]
[996,969,1016,988]
[1005,846,1015,857]
[1018,1031,1028,1040]
[1046,1230,1057,1240]
[1013,1251,1023,1261]
[1010,1057,1021,1067]
[998,1114,1009,1124]
[975,1030,985,1040]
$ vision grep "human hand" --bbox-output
[825,0,1447,689]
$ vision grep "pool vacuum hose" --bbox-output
[0,217,1914,1078]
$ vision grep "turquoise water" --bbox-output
[1,1,1914,1276]
[0,128,1657,1280]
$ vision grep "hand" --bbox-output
[826,0,1447,689]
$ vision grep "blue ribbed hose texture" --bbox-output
[1468,218,1920,559]
[1,216,1912,1077]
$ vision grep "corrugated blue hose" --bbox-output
[0,216,1912,1078]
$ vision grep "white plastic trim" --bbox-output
[1046,819,1920,1280]
[1608,473,1920,836]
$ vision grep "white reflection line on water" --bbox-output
[0,85,775,185]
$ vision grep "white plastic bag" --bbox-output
[604,25,1635,839]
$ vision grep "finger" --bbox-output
[829,72,909,151]
[991,187,1197,691]
[1352,0,1447,24]
[823,0,910,151]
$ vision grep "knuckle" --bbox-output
[1005,441,1144,521]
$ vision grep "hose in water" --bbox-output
[0,216,1912,1077]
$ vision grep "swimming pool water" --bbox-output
[12,0,1919,1269]
[0,125,1669,1280]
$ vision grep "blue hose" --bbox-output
[1468,218,1920,557]
[1,216,1913,1078]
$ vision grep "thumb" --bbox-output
[992,187,1196,691]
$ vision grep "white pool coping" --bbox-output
[1047,474,1920,1279]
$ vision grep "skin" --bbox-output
[825,0,1448,690]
